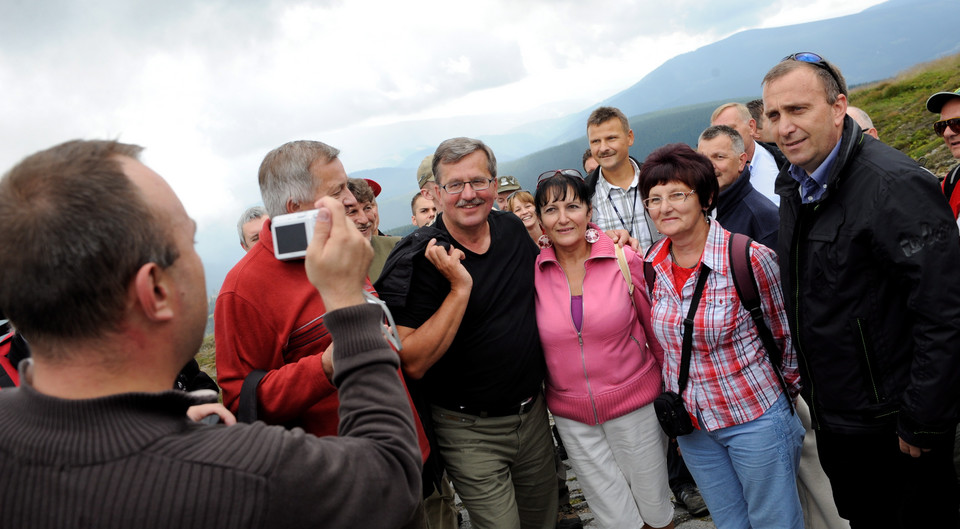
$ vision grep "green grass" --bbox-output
[197,334,217,384]
[850,53,960,176]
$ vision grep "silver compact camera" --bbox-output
[271,209,319,260]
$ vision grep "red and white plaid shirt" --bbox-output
[647,220,800,431]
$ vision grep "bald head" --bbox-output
[710,103,758,158]
[847,106,878,139]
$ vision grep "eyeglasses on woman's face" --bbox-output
[642,190,696,210]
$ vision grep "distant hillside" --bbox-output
[850,53,960,177]
[537,0,960,145]
[371,0,960,232]
[499,99,745,190]
[500,52,960,191]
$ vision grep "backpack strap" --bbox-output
[678,266,711,395]
[642,244,658,296]
[615,244,640,320]
[237,369,268,424]
[614,244,633,296]
[728,232,793,413]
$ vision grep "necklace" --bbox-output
[670,245,698,269]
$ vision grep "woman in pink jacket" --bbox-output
[533,169,674,529]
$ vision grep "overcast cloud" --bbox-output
[0,0,884,294]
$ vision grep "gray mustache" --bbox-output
[455,198,485,208]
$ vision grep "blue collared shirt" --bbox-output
[788,139,842,204]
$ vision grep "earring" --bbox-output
[537,234,553,249]
[584,228,600,243]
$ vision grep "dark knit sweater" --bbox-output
[0,304,421,529]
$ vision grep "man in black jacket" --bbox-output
[763,53,960,527]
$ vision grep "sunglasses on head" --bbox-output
[536,169,584,188]
[781,52,843,94]
[933,117,960,137]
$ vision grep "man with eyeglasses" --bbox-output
[926,87,960,232]
[375,137,559,529]
[763,53,960,527]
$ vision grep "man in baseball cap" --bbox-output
[494,175,520,211]
[926,87,960,229]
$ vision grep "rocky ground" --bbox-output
[455,456,716,529]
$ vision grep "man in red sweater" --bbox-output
[216,141,427,442]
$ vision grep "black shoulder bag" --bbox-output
[653,265,711,437]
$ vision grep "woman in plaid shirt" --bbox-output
[639,143,804,529]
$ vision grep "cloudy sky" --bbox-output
[0,0,884,294]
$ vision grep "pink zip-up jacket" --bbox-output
[535,228,664,425]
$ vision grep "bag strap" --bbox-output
[614,244,633,296]
[237,369,268,424]
[614,244,643,320]
[727,232,793,413]
[678,265,711,395]
[642,244,657,296]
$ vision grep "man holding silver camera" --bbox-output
[215,141,428,457]
[0,140,422,528]
[216,141,373,436]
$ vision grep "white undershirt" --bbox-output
[749,144,780,205]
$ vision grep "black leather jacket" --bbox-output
[776,116,960,448]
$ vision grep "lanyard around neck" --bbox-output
[607,185,639,237]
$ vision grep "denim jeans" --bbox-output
[676,393,804,529]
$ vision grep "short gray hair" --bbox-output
[699,125,745,155]
[431,137,497,185]
[258,140,340,218]
[236,205,266,246]
[710,102,752,125]
[846,106,874,130]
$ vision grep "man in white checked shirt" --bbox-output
[584,106,662,253]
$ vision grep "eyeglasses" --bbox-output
[642,190,696,210]
[536,169,584,188]
[439,177,495,194]
[363,291,403,352]
[781,52,844,94]
[933,117,960,137]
